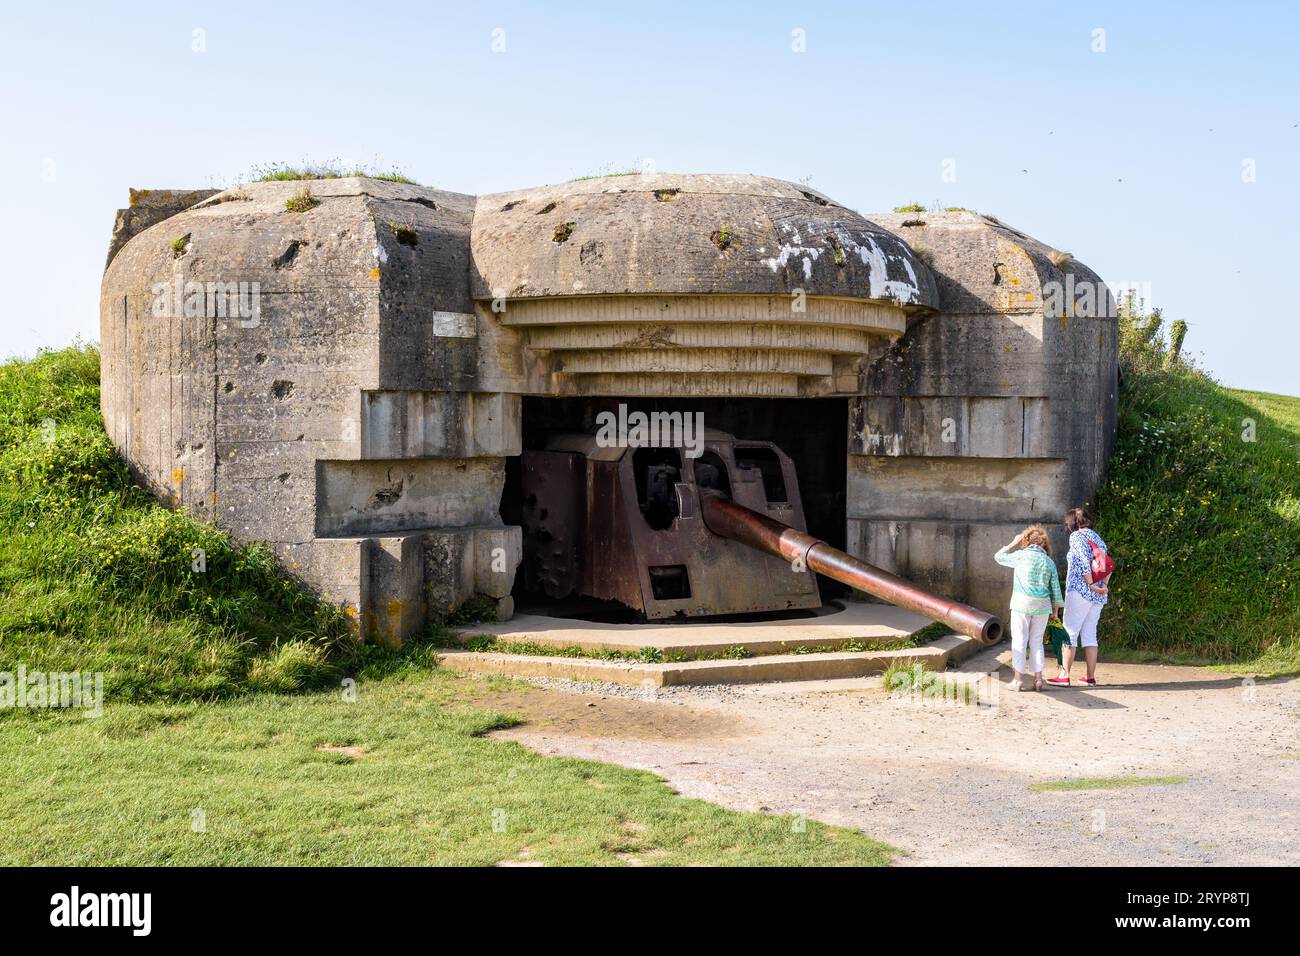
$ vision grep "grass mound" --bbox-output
[0,344,407,701]
[1092,301,1300,674]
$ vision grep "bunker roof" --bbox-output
[472,173,939,310]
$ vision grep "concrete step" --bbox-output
[438,633,981,687]
[453,600,931,659]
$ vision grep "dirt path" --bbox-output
[485,648,1300,865]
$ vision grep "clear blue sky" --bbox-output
[2,0,1296,394]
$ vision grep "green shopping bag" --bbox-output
[1045,616,1071,667]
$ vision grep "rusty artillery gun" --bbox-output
[520,430,1002,645]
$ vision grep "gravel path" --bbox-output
[490,648,1300,865]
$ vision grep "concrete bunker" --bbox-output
[100,173,1117,649]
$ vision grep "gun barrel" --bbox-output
[699,493,1003,645]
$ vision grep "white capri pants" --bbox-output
[1063,590,1103,648]
[1010,611,1048,674]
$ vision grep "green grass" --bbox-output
[1029,775,1189,793]
[0,344,394,701]
[447,634,757,664]
[892,203,926,213]
[786,621,948,656]
[453,635,667,664]
[569,168,640,181]
[881,661,976,704]
[284,188,319,213]
[251,160,417,185]
[1090,309,1300,674]
[445,593,500,626]
[449,631,935,663]
[0,671,892,866]
[905,621,953,645]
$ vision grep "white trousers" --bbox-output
[1063,590,1103,648]
[1010,611,1047,674]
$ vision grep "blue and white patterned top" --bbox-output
[1066,529,1109,606]
[994,544,1063,615]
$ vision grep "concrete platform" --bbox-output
[454,600,932,657]
[439,633,983,687]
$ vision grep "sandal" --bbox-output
[1007,679,1022,691]
[1033,677,1044,692]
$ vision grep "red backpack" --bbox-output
[1089,537,1115,584]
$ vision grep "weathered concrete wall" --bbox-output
[851,211,1118,615]
[100,178,520,643]
[101,175,1117,643]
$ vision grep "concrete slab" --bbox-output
[452,600,931,657]
[437,633,980,687]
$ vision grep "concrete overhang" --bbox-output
[471,173,939,312]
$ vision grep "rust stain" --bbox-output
[369,267,381,281]
[171,467,186,485]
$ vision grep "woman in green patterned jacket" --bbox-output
[994,525,1064,691]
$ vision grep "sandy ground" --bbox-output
[481,647,1300,865]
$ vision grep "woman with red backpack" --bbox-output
[1048,506,1115,687]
